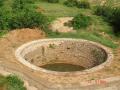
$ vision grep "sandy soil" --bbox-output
[50,17,76,33]
[0,28,47,90]
[5,28,45,43]
[0,28,119,89]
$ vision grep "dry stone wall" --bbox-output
[14,38,117,90]
[25,40,107,69]
[15,38,113,75]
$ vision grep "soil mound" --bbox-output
[6,28,46,43]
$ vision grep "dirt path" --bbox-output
[0,28,120,90]
[50,17,76,33]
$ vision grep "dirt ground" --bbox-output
[0,28,120,89]
[0,87,4,90]
[50,17,76,33]
[5,28,45,44]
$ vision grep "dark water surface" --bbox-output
[41,63,85,72]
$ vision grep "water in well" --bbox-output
[40,63,85,72]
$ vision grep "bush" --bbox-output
[12,0,26,12]
[11,0,48,30]
[64,0,77,7]
[0,0,4,7]
[64,0,90,9]
[9,9,49,29]
[6,75,26,90]
[0,0,49,31]
[76,0,90,9]
[24,0,34,3]
[47,0,59,3]
[94,6,120,35]
[111,8,120,35]
[0,7,11,30]
[72,14,91,30]
[94,6,112,19]
[12,0,34,12]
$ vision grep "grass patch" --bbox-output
[33,1,91,18]
[94,5,120,36]
[0,74,26,90]
[47,31,118,49]
[0,0,119,49]
[71,13,91,30]
[89,0,120,6]
[0,30,8,37]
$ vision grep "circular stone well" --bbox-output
[15,38,113,75]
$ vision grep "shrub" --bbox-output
[12,0,34,12]
[64,0,90,9]
[64,0,77,7]
[12,0,26,12]
[47,0,59,3]
[0,75,6,86]
[0,7,11,30]
[24,0,34,3]
[94,6,120,35]
[6,75,26,90]
[94,6,113,19]
[0,0,49,31]
[111,8,120,35]
[0,0,4,7]
[11,0,49,30]
[76,0,90,9]
[72,14,91,30]
[9,9,49,30]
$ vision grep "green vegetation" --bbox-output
[0,8,11,30]
[76,0,90,9]
[49,44,56,49]
[12,0,35,10]
[89,0,120,6]
[0,30,8,37]
[64,0,90,9]
[64,0,77,7]
[0,0,49,30]
[105,0,120,7]
[9,9,49,29]
[0,0,4,6]
[0,0,119,49]
[12,0,27,12]
[94,6,120,36]
[71,14,91,30]
[47,0,59,3]
[0,75,26,90]
[34,1,90,18]
[47,31,118,49]
[0,1,119,89]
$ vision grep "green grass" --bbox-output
[89,0,120,5]
[46,15,118,49]
[90,15,114,35]
[0,31,8,37]
[33,1,91,18]
[0,75,26,90]
[47,31,118,49]
[0,75,6,90]
[105,0,120,6]
[0,0,119,49]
